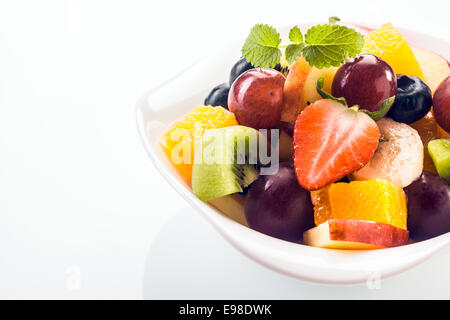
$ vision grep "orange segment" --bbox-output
[161,105,238,182]
[363,23,423,79]
[281,56,312,122]
[410,112,439,174]
[311,180,407,230]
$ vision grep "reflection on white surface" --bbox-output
[144,208,450,299]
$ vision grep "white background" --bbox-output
[1,0,450,299]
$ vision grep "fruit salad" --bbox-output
[160,18,450,250]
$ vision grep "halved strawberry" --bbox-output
[293,99,380,190]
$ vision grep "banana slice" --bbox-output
[352,118,423,188]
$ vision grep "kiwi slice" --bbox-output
[428,139,450,183]
[192,126,260,202]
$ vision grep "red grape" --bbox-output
[228,68,285,129]
[433,76,450,133]
[332,54,397,112]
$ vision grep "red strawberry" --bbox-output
[293,99,380,190]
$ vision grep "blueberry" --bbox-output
[336,176,350,183]
[204,83,230,109]
[229,57,284,86]
[387,75,432,124]
[229,58,254,85]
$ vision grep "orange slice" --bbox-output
[161,105,238,182]
[363,23,423,79]
[281,56,312,122]
[310,180,407,230]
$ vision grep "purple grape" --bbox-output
[332,54,397,112]
[404,171,450,241]
[245,162,314,242]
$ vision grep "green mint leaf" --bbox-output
[303,24,364,69]
[288,26,303,44]
[241,24,282,69]
[328,16,341,25]
[360,96,395,121]
[285,43,305,65]
[316,78,347,105]
[285,26,304,64]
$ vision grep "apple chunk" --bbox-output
[412,46,450,94]
[303,219,409,250]
[208,194,248,226]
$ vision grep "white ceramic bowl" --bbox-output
[136,24,450,285]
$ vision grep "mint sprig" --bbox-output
[285,26,305,65]
[288,25,303,43]
[302,24,364,68]
[241,24,282,69]
[328,16,341,25]
[241,18,364,69]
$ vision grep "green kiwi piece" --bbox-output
[428,139,450,183]
[192,126,260,202]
